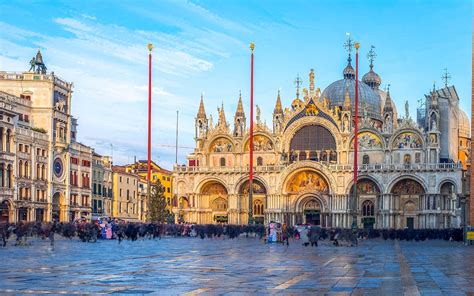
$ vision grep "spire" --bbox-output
[343,87,351,110]
[196,93,207,119]
[235,90,245,116]
[218,102,227,126]
[343,34,355,79]
[309,69,315,97]
[383,84,394,113]
[274,89,283,114]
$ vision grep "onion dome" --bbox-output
[343,58,355,79]
[362,46,381,90]
[458,108,470,138]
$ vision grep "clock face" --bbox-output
[54,158,63,177]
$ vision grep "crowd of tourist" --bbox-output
[0,219,465,247]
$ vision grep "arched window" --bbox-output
[211,198,227,211]
[0,163,3,187]
[257,157,263,166]
[404,154,411,164]
[220,157,226,167]
[24,161,29,178]
[42,165,46,180]
[253,200,264,215]
[37,164,41,180]
[362,155,370,165]
[362,200,374,216]
[6,165,12,188]
[18,160,23,178]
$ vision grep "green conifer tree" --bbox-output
[147,181,170,223]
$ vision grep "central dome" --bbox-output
[321,78,382,120]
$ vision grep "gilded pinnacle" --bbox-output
[250,42,255,52]
[147,43,153,52]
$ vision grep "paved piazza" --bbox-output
[0,238,473,295]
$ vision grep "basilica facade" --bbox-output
[172,49,470,229]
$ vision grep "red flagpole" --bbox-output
[249,42,255,225]
[353,42,360,229]
[147,43,153,220]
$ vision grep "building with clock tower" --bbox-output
[0,50,93,222]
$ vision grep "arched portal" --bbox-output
[201,181,228,224]
[239,179,267,224]
[391,178,424,229]
[52,192,64,222]
[350,178,380,229]
[302,198,322,225]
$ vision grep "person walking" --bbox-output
[309,226,319,247]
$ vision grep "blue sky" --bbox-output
[0,0,471,169]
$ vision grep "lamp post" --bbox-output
[461,195,468,245]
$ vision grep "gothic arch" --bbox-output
[241,132,275,153]
[205,135,236,153]
[234,175,269,195]
[294,193,328,213]
[346,175,384,195]
[346,128,385,151]
[281,116,343,153]
[389,128,425,150]
[438,178,459,194]
[194,177,231,195]
[278,161,336,194]
[387,176,427,195]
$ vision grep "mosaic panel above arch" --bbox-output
[392,132,423,149]
[350,179,381,195]
[391,179,425,195]
[244,135,274,152]
[286,170,329,194]
[201,182,228,195]
[240,179,267,194]
[350,132,383,150]
[210,138,233,153]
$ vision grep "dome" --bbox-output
[362,68,381,89]
[321,78,382,120]
[458,108,470,138]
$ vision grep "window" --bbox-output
[167,187,170,193]
[19,144,23,152]
[25,145,29,153]
[220,157,226,167]
[119,189,122,197]
[415,152,421,164]
[127,178,129,184]
[167,177,170,181]
[362,155,370,165]
[119,176,122,182]
[362,200,375,216]
[127,189,130,199]
[162,176,165,180]
[24,115,29,122]
[403,154,411,165]
[253,200,264,215]
[37,148,40,155]
[257,157,263,166]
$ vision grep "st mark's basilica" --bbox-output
[172,45,470,229]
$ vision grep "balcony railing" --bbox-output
[0,152,15,162]
[174,162,462,174]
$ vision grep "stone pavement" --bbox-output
[0,237,473,295]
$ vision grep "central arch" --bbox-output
[238,179,267,224]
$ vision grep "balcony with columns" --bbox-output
[174,162,462,174]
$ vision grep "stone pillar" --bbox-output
[1,128,5,152]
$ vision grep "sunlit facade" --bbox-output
[173,50,470,229]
